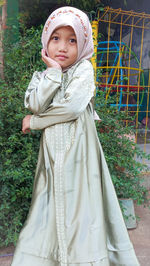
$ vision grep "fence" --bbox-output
[92,7,150,159]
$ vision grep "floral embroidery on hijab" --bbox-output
[44,9,88,37]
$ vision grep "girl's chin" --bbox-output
[58,62,69,69]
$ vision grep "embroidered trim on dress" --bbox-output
[54,124,68,265]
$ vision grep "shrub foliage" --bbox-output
[0,26,44,246]
[95,91,150,202]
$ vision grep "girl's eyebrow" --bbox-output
[70,34,76,37]
[51,31,59,35]
[52,31,76,37]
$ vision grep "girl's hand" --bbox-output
[41,49,62,70]
[22,115,32,134]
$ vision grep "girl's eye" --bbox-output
[70,38,77,43]
[51,36,59,41]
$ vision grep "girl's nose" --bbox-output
[58,41,67,52]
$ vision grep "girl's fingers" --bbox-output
[41,49,47,59]
[22,129,30,134]
[22,115,31,134]
[41,48,46,56]
[41,49,61,69]
[22,125,31,134]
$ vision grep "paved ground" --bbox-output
[0,202,150,266]
[0,245,14,266]
[129,203,150,266]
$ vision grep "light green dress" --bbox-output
[11,60,139,266]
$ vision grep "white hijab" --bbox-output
[41,6,94,71]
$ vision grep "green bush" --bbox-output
[95,90,150,203]
[0,26,44,247]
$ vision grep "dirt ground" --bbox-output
[0,245,14,266]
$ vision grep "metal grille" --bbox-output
[92,7,150,159]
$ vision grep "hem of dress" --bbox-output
[12,249,109,266]
[13,245,109,263]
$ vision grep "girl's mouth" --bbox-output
[56,55,68,60]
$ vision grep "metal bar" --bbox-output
[102,7,150,19]
[98,19,150,29]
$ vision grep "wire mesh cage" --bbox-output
[92,7,150,154]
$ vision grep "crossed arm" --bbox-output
[22,55,95,133]
[22,49,62,133]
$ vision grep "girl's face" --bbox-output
[47,26,78,70]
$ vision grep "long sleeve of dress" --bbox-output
[29,60,95,130]
[24,68,62,114]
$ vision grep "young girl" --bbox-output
[11,6,139,266]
